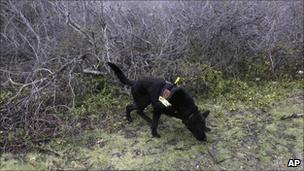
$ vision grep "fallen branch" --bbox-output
[280,113,304,120]
[82,69,104,76]
[34,145,61,157]
[207,146,227,170]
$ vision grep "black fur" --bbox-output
[107,62,134,85]
[107,62,211,141]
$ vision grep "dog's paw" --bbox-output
[127,118,133,123]
[199,137,207,142]
[152,133,161,138]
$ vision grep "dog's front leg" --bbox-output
[151,109,161,138]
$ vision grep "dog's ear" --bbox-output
[202,110,210,118]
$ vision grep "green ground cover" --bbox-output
[1,80,303,170]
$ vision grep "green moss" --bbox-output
[0,90,13,104]
[204,79,303,111]
[0,153,47,170]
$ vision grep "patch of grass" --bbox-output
[199,79,303,112]
[1,80,303,170]
[0,153,47,170]
[70,84,129,117]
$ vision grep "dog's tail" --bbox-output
[107,62,134,86]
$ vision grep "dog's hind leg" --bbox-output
[126,103,152,123]
[137,109,152,124]
[126,103,137,122]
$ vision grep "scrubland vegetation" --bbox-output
[0,1,303,170]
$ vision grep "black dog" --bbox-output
[107,62,211,141]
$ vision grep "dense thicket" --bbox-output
[0,0,303,152]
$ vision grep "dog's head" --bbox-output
[183,110,210,141]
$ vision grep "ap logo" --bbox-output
[287,159,301,167]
